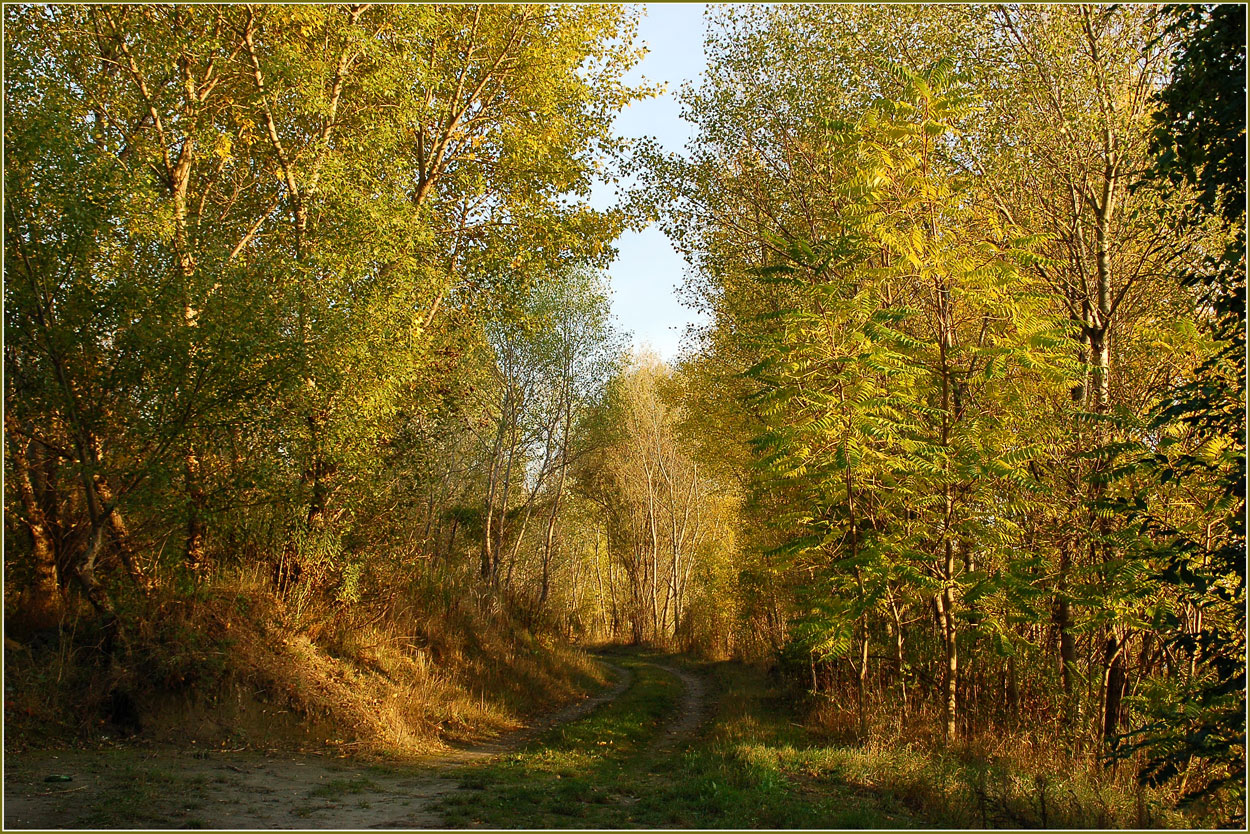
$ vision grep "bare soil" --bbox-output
[3,660,654,830]
[649,661,706,750]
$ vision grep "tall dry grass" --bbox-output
[5,560,608,759]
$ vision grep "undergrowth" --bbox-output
[4,563,605,759]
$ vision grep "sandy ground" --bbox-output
[4,661,647,830]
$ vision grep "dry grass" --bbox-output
[4,563,607,760]
[801,694,1194,828]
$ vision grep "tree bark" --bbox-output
[858,610,871,740]
[185,445,208,574]
[941,539,959,745]
[7,429,64,629]
[1102,631,1128,744]
[1056,542,1078,698]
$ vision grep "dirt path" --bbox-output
[422,660,633,768]
[649,661,707,750]
[5,749,458,830]
[4,661,645,830]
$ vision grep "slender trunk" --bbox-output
[495,402,520,583]
[606,533,621,639]
[645,465,660,642]
[1057,543,1078,699]
[1007,654,1020,718]
[1102,631,1127,745]
[503,502,532,591]
[8,430,64,629]
[567,544,581,636]
[185,445,208,573]
[447,516,459,560]
[482,384,510,582]
[593,533,609,635]
[858,609,870,740]
[941,539,959,745]
[164,77,210,575]
[539,381,573,611]
[889,594,908,718]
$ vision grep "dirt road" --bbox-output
[4,656,704,829]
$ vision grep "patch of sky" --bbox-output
[588,3,710,363]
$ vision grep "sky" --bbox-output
[589,3,710,362]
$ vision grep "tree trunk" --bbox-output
[1088,327,1110,412]
[1102,631,1127,746]
[941,541,959,745]
[858,611,871,740]
[185,444,208,575]
[8,430,64,629]
[539,388,574,612]
[481,386,510,582]
[1007,654,1020,718]
[1056,542,1078,699]
[593,533,610,635]
[74,518,115,617]
[645,466,661,642]
[889,594,908,718]
[93,475,148,591]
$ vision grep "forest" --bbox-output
[4,3,1245,829]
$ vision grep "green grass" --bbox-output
[56,650,1190,829]
[436,650,915,828]
[74,765,211,828]
[433,649,1189,829]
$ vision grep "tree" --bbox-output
[477,267,619,599]
[745,60,1068,743]
[574,355,732,648]
[1115,5,1246,820]
[4,3,645,627]
[651,4,1229,771]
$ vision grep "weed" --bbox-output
[73,766,206,828]
[308,776,380,799]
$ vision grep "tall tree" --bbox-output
[1116,4,1246,820]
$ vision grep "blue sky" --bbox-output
[590,3,710,362]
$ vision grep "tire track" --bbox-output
[647,660,707,751]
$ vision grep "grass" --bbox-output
[434,649,1191,829]
[13,646,1197,829]
[437,649,916,828]
[5,564,611,760]
[73,764,210,828]
[308,775,381,799]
